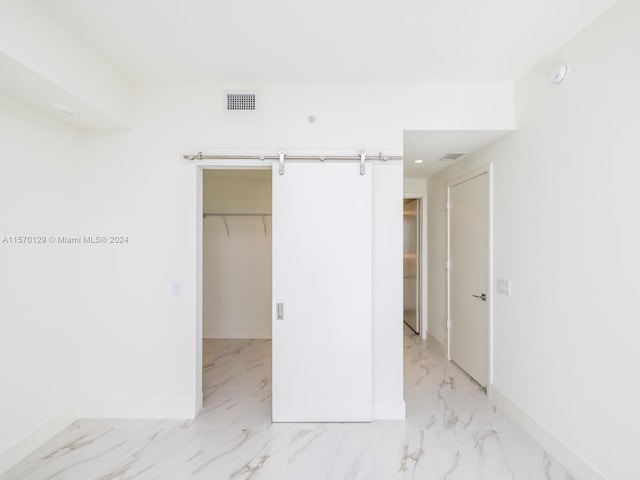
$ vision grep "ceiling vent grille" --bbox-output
[224,92,257,112]
[439,152,466,161]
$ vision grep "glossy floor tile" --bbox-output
[0,327,574,479]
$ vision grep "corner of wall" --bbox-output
[77,398,197,420]
[0,407,76,477]
[490,387,606,480]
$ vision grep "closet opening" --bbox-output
[200,168,273,420]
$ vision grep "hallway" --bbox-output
[0,331,572,479]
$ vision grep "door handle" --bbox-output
[472,293,487,302]
[276,303,284,320]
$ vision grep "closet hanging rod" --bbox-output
[204,213,271,236]
[184,152,402,162]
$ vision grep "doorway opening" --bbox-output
[199,168,273,418]
[194,155,400,422]
[403,198,421,335]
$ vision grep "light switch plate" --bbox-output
[497,279,511,296]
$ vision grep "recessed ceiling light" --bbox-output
[413,159,424,164]
[49,104,78,116]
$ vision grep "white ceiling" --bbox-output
[403,130,511,178]
[24,0,619,178]
[39,0,618,84]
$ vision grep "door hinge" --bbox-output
[444,259,451,269]
[446,319,452,329]
[445,201,451,210]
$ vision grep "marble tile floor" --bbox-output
[1,328,574,479]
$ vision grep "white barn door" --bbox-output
[272,161,372,422]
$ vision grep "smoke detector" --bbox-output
[550,64,570,85]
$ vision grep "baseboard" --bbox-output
[373,400,406,420]
[78,397,196,420]
[196,390,204,415]
[0,407,76,477]
[204,327,271,339]
[490,386,605,480]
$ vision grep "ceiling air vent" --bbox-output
[224,91,257,113]
[438,152,466,161]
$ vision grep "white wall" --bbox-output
[427,1,640,477]
[426,174,448,344]
[0,0,133,128]
[74,130,198,419]
[372,161,404,418]
[203,170,272,339]
[73,81,514,421]
[403,178,427,195]
[0,93,79,475]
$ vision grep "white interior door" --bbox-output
[449,172,488,387]
[272,161,372,422]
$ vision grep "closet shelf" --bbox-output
[203,213,272,236]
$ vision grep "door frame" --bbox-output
[446,164,493,393]
[403,194,427,339]
[195,160,271,413]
